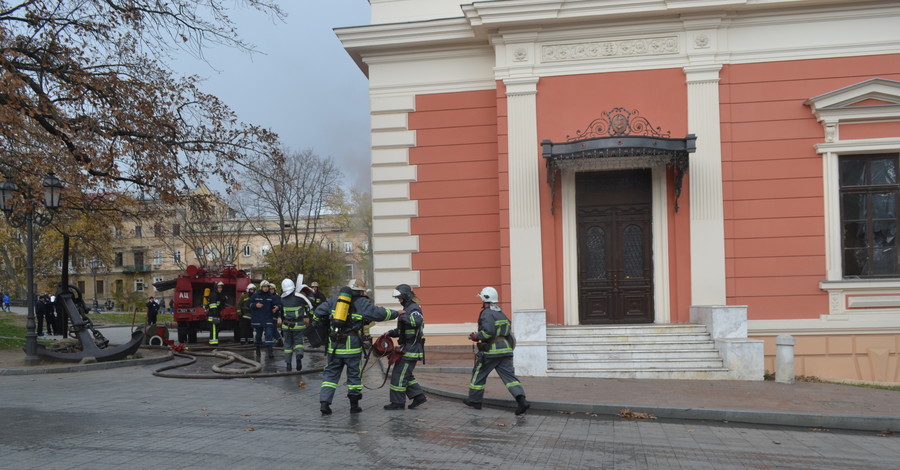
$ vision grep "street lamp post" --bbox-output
[0,173,63,364]
[89,258,100,314]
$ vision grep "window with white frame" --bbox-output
[839,154,900,277]
[173,249,182,264]
[134,225,142,238]
[242,244,252,257]
[153,277,164,291]
[153,250,163,266]
[260,245,270,256]
[345,264,354,280]
[344,241,353,253]
[135,278,145,292]
[807,78,900,315]
[226,245,235,259]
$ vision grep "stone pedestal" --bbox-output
[512,309,547,377]
[775,334,796,384]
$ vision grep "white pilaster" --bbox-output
[505,77,545,314]
[685,64,726,305]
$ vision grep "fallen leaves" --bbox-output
[618,409,657,420]
[243,428,255,432]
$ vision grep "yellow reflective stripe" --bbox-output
[322,382,337,389]
[404,352,423,359]
[505,381,522,388]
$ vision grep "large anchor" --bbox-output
[35,234,144,362]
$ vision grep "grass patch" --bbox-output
[0,313,58,350]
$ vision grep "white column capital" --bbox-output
[684,64,722,84]
[504,77,539,96]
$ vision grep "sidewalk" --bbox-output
[2,319,897,433]
[416,349,900,433]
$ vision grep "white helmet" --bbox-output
[477,287,498,303]
[259,280,271,288]
[281,278,295,298]
[347,279,367,292]
[247,283,257,291]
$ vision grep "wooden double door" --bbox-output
[576,169,654,324]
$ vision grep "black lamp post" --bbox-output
[89,257,101,314]
[0,173,63,364]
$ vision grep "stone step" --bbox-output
[546,368,732,380]
[546,324,709,336]
[548,358,725,369]
[547,340,716,351]
[546,333,715,343]
[547,349,723,361]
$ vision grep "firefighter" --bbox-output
[237,284,256,344]
[313,279,401,415]
[464,287,530,415]
[309,281,327,309]
[248,280,281,360]
[383,284,427,410]
[206,282,229,346]
[279,275,313,372]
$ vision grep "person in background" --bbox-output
[146,296,160,325]
[36,295,56,337]
[309,281,327,309]
[237,284,256,344]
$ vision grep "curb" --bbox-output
[0,351,173,376]
[419,375,900,433]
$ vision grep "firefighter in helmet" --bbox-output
[279,275,313,372]
[313,279,401,415]
[464,287,530,415]
[249,280,281,360]
[383,284,427,410]
[206,281,229,346]
[237,283,255,344]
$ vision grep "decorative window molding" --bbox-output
[807,78,900,315]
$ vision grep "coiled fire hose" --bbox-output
[152,345,324,379]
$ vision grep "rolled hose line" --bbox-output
[151,345,325,379]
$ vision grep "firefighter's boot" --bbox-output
[266,346,275,359]
[285,360,292,372]
[409,394,427,409]
[515,395,530,415]
[295,355,302,373]
[349,396,362,414]
[254,346,261,361]
[320,401,332,415]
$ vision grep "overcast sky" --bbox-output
[173,2,373,191]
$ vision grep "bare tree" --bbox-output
[231,148,344,281]
[153,190,250,271]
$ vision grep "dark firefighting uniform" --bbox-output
[467,306,525,403]
[248,289,281,349]
[280,293,312,370]
[314,294,399,405]
[206,289,229,346]
[386,301,425,406]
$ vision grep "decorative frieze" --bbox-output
[542,36,678,62]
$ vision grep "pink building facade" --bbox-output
[338,0,900,382]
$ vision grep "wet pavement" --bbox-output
[0,351,898,470]
[1,315,899,468]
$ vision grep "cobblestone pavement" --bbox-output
[1,358,898,470]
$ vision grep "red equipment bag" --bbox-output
[373,332,405,365]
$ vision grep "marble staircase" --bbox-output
[545,324,734,379]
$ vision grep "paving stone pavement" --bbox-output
[0,356,898,470]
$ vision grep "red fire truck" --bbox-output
[154,265,253,344]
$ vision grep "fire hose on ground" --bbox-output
[150,344,325,379]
